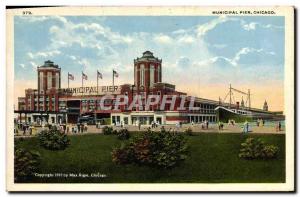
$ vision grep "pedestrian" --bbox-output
[206,120,209,129]
[22,124,26,135]
[63,124,66,134]
[243,121,249,133]
[176,122,180,130]
[81,124,84,133]
[77,123,80,133]
[29,126,32,135]
[138,121,141,131]
[278,121,282,132]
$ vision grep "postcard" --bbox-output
[6,6,294,192]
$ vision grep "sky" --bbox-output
[14,15,285,111]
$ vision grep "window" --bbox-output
[47,72,52,89]
[135,65,138,87]
[150,64,154,87]
[140,64,144,86]
[158,66,161,82]
[55,72,59,89]
[39,72,44,90]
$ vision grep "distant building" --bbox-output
[263,100,269,111]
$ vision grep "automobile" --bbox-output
[77,116,96,125]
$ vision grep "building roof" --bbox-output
[134,51,162,63]
[39,60,59,68]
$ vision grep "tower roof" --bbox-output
[40,60,59,68]
[134,51,162,63]
[142,51,154,58]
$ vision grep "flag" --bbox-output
[97,70,102,79]
[68,73,74,80]
[113,70,119,78]
[82,72,88,80]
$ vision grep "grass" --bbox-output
[15,132,285,183]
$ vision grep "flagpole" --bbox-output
[82,71,83,96]
[112,70,114,90]
[97,70,99,94]
[68,72,69,89]
[66,72,69,125]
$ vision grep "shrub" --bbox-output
[184,127,193,136]
[102,126,113,135]
[239,137,279,159]
[111,144,135,164]
[117,129,130,140]
[112,129,118,135]
[38,128,70,150]
[14,147,41,182]
[112,130,189,168]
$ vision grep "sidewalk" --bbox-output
[14,123,285,138]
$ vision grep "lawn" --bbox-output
[15,132,285,183]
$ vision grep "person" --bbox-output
[206,120,209,129]
[191,120,194,125]
[138,121,141,131]
[77,123,80,133]
[22,124,26,135]
[278,121,282,132]
[243,121,249,133]
[218,122,224,130]
[29,126,32,135]
[63,124,66,134]
[81,124,84,133]
[176,122,180,130]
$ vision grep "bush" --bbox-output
[111,144,135,164]
[239,137,279,159]
[14,147,40,182]
[117,129,130,140]
[38,128,70,150]
[184,127,193,136]
[112,129,118,135]
[112,129,189,168]
[102,126,113,135]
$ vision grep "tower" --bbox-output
[134,51,162,92]
[241,97,245,108]
[263,100,268,111]
[37,60,61,93]
[37,60,61,111]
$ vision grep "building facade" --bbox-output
[18,51,277,126]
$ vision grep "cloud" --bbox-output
[153,34,173,44]
[242,22,257,31]
[177,35,195,44]
[19,64,25,69]
[196,16,232,37]
[30,61,38,69]
[241,20,284,31]
[27,50,61,59]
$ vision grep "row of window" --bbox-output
[39,71,60,90]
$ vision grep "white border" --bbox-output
[6,6,295,192]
